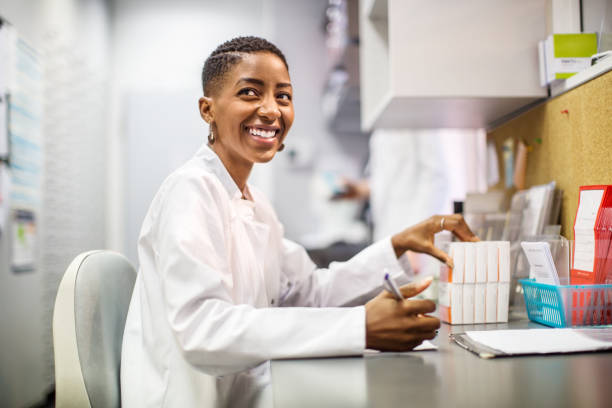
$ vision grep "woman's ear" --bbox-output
[198,96,214,123]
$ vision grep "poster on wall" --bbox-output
[0,94,7,159]
[0,19,13,160]
[9,35,43,209]
[0,163,9,237]
[11,208,36,272]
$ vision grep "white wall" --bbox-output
[0,1,111,406]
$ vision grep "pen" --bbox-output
[384,272,405,301]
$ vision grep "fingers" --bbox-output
[401,315,441,333]
[397,277,433,298]
[401,299,436,315]
[439,214,480,242]
[429,245,453,268]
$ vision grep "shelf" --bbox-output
[550,56,612,97]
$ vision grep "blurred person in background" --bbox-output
[334,129,484,275]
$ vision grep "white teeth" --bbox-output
[248,127,276,138]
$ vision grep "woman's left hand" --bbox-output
[390,214,479,267]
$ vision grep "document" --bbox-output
[521,242,560,285]
[363,340,438,356]
[520,182,556,237]
[463,328,612,356]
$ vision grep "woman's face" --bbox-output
[203,52,294,169]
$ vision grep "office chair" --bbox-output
[53,250,136,408]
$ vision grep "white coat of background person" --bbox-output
[369,129,449,242]
[368,128,486,274]
[120,36,478,407]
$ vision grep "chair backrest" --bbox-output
[53,250,136,408]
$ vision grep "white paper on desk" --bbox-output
[363,340,437,356]
[465,328,612,355]
[574,188,605,272]
[521,241,560,285]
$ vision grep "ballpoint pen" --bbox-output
[383,272,405,301]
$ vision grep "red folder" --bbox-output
[571,185,612,285]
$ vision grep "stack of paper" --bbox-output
[458,328,612,357]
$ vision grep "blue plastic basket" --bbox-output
[519,279,612,328]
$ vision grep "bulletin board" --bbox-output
[487,70,612,239]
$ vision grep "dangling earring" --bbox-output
[208,126,215,145]
[277,143,285,152]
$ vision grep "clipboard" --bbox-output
[451,328,612,359]
[450,333,507,359]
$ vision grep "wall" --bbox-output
[488,70,612,239]
[0,0,111,406]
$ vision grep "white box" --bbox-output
[474,283,486,324]
[497,282,510,323]
[439,281,463,325]
[474,242,488,324]
[475,242,487,283]
[485,282,498,323]
[464,244,476,283]
[496,241,510,282]
[462,244,476,324]
[449,242,465,283]
[487,242,499,282]
[462,283,475,324]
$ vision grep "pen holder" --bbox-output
[519,279,612,327]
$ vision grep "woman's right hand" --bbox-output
[365,278,440,351]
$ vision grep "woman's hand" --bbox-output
[365,278,440,351]
[391,214,479,267]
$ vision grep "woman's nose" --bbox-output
[257,98,281,120]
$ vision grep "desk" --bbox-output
[270,317,612,407]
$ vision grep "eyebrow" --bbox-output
[236,77,292,89]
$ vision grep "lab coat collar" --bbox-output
[196,144,246,201]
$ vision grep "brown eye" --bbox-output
[238,88,258,97]
[277,93,292,101]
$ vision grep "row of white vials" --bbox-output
[439,241,511,325]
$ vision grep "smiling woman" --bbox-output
[120,36,477,407]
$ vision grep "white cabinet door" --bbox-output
[360,0,548,130]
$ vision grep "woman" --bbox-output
[121,36,478,407]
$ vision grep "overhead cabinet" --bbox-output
[359,0,548,130]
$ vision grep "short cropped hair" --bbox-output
[201,36,289,96]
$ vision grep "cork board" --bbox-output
[488,70,612,239]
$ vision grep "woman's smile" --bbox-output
[245,125,280,145]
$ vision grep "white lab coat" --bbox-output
[121,144,411,407]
